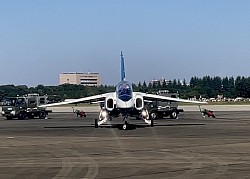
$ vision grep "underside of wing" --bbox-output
[140,93,207,104]
[39,93,112,107]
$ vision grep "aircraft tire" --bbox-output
[123,124,127,130]
[123,121,128,130]
[94,119,98,128]
[150,119,154,127]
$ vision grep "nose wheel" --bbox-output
[123,121,128,130]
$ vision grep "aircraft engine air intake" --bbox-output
[135,95,144,110]
[105,98,114,111]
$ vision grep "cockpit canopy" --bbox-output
[116,81,133,101]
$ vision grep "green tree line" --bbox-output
[1,76,250,101]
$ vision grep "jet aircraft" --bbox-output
[40,52,206,130]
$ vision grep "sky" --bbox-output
[1,0,250,86]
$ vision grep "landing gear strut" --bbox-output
[95,109,108,128]
[141,109,153,127]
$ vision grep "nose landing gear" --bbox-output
[122,121,128,130]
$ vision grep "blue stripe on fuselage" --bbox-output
[121,51,126,81]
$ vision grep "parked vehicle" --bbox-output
[145,90,184,120]
[1,94,52,120]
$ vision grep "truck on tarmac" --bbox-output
[145,90,184,120]
[1,93,52,120]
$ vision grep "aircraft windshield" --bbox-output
[116,82,132,101]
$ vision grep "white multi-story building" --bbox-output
[60,72,101,86]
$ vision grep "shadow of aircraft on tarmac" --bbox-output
[44,123,205,131]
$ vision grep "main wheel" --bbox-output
[94,119,98,128]
[170,111,178,119]
[150,119,154,127]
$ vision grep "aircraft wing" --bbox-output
[139,93,207,104]
[39,93,112,107]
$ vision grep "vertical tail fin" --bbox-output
[121,51,126,81]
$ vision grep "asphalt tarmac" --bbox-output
[1,111,250,179]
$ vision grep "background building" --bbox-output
[149,78,167,86]
[60,72,101,86]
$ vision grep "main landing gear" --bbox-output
[141,109,154,127]
[95,109,109,128]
